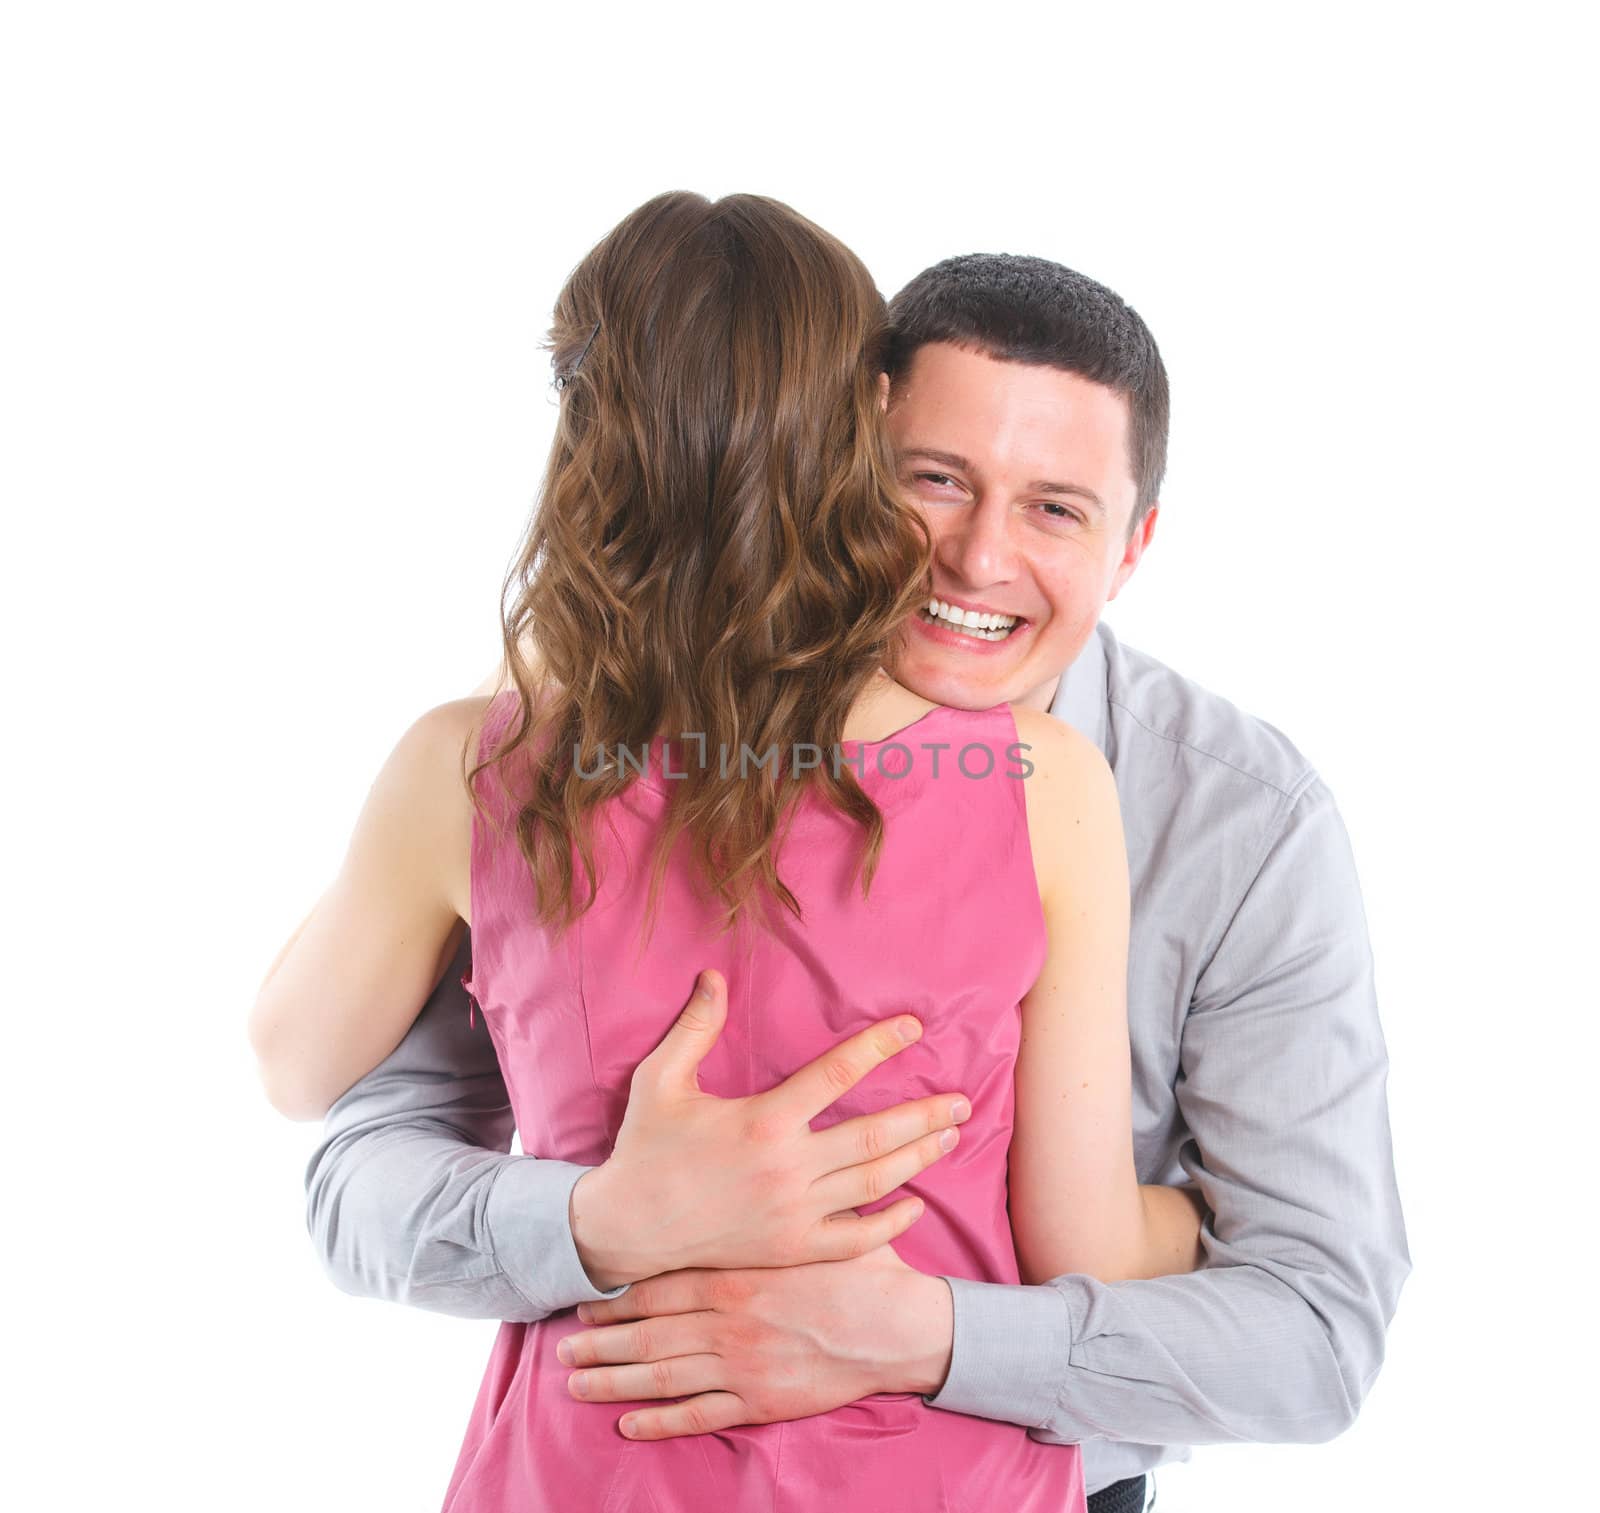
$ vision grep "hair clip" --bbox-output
[553,319,601,392]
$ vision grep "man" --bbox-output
[305,254,1410,1510]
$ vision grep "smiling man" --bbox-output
[304,254,1409,1511]
[890,338,1155,714]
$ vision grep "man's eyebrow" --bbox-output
[897,446,1107,518]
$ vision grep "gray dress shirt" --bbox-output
[305,620,1411,1494]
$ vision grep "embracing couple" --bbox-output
[251,191,1410,1513]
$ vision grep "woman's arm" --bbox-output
[1005,705,1205,1285]
[248,697,488,1122]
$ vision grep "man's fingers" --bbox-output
[575,1269,713,1328]
[566,1351,724,1404]
[813,1094,969,1174]
[810,1125,957,1215]
[762,1015,923,1126]
[617,1392,751,1441]
[562,1314,710,1370]
[635,969,728,1087]
[810,1194,925,1261]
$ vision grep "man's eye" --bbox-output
[1037,501,1081,523]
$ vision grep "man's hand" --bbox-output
[568,969,971,1288]
[554,1243,955,1439]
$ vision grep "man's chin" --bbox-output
[888,612,1037,704]
[888,612,1083,712]
[886,649,1026,712]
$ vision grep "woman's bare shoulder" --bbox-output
[376,697,502,923]
[1009,703,1108,778]
[368,697,504,827]
[425,694,504,775]
[1009,702,1121,893]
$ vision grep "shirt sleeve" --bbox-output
[304,930,630,1321]
[922,775,1412,1445]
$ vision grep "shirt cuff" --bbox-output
[484,1157,632,1315]
[920,1274,1075,1428]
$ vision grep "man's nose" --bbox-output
[937,498,1018,588]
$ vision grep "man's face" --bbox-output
[883,342,1159,712]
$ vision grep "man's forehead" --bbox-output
[887,350,1130,432]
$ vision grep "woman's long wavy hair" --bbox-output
[465,191,933,941]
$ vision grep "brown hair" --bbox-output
[466,191,932,939]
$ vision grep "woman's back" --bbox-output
[445,687,1086,1512]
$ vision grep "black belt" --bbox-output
[1086,1473,1147,1513]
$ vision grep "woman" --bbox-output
[250,191,1204,1512]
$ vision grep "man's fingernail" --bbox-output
[897,1018,922,1044]
[620,1415,638,1437]
[557,1339,575,1365]
[950,1100,971,1123]
[570,1371,589,1396]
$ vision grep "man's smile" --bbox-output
[918,593,1026,641]
[913,592,1035,657]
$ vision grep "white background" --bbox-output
[5,3,1595,1509]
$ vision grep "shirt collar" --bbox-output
[1046,621,1110,756]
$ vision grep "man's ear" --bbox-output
[877,371,891,413]
[1107,502,1160,603]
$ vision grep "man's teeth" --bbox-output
[923,598,1019,641]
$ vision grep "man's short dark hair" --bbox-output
[886,254,1169,535]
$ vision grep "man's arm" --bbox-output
[305,928,629,1320]
[306,933,959,1320]
[923,774,1411,1445]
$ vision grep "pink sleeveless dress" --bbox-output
[444,689,1086,1513]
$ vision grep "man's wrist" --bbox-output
[891,1270,955,1396]
[484,1157,632,1313]
[567,1164,641,1291]
[919,1274,1076,1425]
